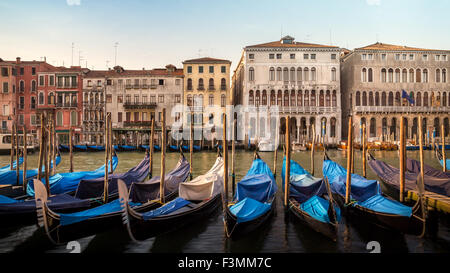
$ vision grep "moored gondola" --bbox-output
[119,154,224,240]
[73,144,88,152]
[436,146,450,172]
[86,145,105,152]
[33,154,190,244]
[223,152,277,238]
[282,157,341,240]
[323,152,424,235]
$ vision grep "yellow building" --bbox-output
[182,57,231,130]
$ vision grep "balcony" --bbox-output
[57,84,78,89]
[248,105,339,114]
[208,86,215,91]
[133,84,140,89]
[126,84,132,89]
[56,102,78,108]
[220,85,227,91]
[197,86,205,91]
[123,102,157,109]
[150,84,157,89]
[123,121,153,127]
[354,105,450,114]
[142,84,149,89]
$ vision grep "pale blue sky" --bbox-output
[1,0,449,72]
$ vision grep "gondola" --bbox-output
[73,144,88,152]
[168,145,179,152]
[119,154,224,240]
[436,147,450,172]
[181,145,201,152]
[282,157,341,240]
[223,152,277,238]
[86,145,105,152]
[26,153,118,196]
[0,153,150,227]
[0,157,23,171]
[58,144,70,152]
[0,152,61,188]
[139,145,161,152]
[322,153,424,235]
[119,145,137,151]
[34,153,190,244]
[368,153,450,214]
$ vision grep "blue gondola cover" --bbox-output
[229,197,271,223]
[142,197,191,220]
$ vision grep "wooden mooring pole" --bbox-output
[160,109,166,204]
[284,116,291,208]
[345,116,353,204]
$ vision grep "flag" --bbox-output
[402,90,415,105]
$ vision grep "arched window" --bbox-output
[395,91,401,106]
[369,91,374,106]
[310,90,316,106]
[381,68,387,82]
[370,118,376,138]
[356,91,361,106]
[304,68,309,81]
[277,90,282,105]
[56,111,63,126]
[31,80,36,92]
[416,69,421,82]
[269,67,275,81]
[187,95,192,106]
[249,90,254,105]
[368,68,373,82]
[388,68,394,82]
[304,90,309,107]
[284,90,289,106]
[255,90,260,107]
[297,90,303,106]
[330,118,336,137]
[221,78,226,90]
[423,92,428,106]
[402,69,407,82]
[187,78,192,90]
[388,92,394,106]
[38,92,44,105]
[276,67,282,81]
[362,91,367,106]
[443,69,447,83]
[19,80,25,92]
[434,118,440,137]
[270,90,276,105]
[311,67,316,81]
[198,78,204,90]
[249,67,255,81]
[262,90,267,105]
[48,92,55,105]
[375,92,380,106]
[332,68,337,81]
[319,90,324,107]
[443,92,447,107]
[209,78,214,90]
[290,90,296,106]
[423,69,428,83]
[290,68,295,82]
[395,69,400,82]
[381,92,387,106]
[332,90,337,107]
[436,69,441,83]
[362,68,367,82]
[409,69,414,83]
[198,94,203,106]
[297,68,302,82]
[416,92,421,106]
[208,94,214,106]
[326,90,331,107]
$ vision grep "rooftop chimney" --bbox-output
[16,57,21,64]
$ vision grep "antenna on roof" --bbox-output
[114,42,119,66]
[71,42,74,66]
[78,50,84,66]
[106,60,110,69]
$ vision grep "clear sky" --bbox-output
[1,0,449,72]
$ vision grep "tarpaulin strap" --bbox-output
[344,200,357,207]
[90,198,104,205]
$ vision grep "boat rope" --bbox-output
[223,216,237,238]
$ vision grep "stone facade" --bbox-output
[232,36,342,145]
[341,42,450,143]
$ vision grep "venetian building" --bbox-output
[82,70,106,144]
[232,36,342,145]
[341,42,450,143]
[104,65,184,146]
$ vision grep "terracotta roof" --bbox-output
[84,68,184,78]
[356,42,449,52]
[182,57,231,64]
[246,39,339,49]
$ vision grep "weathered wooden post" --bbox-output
[38,114,45,180]
[10,122,15,170]
[345,116,353,204]
[15,122,20,186]
[284,115,291,208]
[418,117,427,237]
[351,125,355,174]
[22,126,28,191]
[310,125,315,176]
[223,112,228,205]
[103,113,110,204]
[399,117,405,202]
[149,118,155,179]
[190,111,194,180]
[69,127,73,173]
[231,118,236,196]
[44,121,50,195]
[160,108,166,204]
[442,124,447,172]
[109,116,113,174]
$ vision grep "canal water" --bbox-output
[0,149,448,253]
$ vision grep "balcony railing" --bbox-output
[208,86,215,91]
[247,105,339,114]
[123,102,157,109]
[56,102,78,108]
[123,121,153,127]
[354,105,450,113]
[150,84,157,89]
